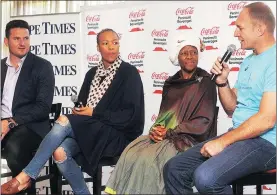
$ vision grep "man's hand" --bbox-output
[149,125,167,143]
[200,138,228,158]
[210,57,231,84]
[1,120,10,140]
[72,106,93,116]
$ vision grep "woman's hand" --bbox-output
[149,125,167,143]
[72,106,93,116]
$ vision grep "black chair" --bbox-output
[54,107,220,195]
[1,103,62,194]
[90,156,120,195]
[232,169,276,195]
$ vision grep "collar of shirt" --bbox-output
[6,54,27,73]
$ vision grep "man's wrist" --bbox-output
[7,118,18,129]
[216,80,229,87]
[218,131,235,147]
[217,136,230,148]
[216,78,227,84]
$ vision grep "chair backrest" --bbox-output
[49,103,62,128]
[207,106,219,139]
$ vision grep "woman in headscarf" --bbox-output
[1,28,145,195]
[105,34,217,194]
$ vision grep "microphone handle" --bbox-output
[211,51,232,81]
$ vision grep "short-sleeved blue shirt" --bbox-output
[233,44,276,146]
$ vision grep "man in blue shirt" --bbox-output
[163,2,276,194]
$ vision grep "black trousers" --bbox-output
[2,125,42,194]
[2,125,42,177]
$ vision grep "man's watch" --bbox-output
[7,118,18,129]
[216,80,229,87]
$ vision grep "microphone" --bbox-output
[71,95,83,111]
[211,44,236,81]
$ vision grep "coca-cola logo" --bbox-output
[129,9,146,19]
[128,52,145,60]
[151,72,169,80]
[228,2,248,11]
[201,27,220,36]
[151,29,169,37]
[176,7,194,15]
[86,15,100,22]
[232,49,246,56]
[87,54,100,62]
[151,114,158,122]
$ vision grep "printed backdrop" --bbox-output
[1,12,83,194]
[1,1,276,194]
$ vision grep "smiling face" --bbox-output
[234,8,260,50]
[4,28,30,59]
[178,45,199,74]
[97,31,120,68]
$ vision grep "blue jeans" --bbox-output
[163,136,276,195]
[23,120,90,195]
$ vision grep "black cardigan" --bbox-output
[66,61,145,176]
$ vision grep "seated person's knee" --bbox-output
[56,115,69,126]
[193,167,215,194]
[5,143,21,158]
[4,142,26,164]
[53,147,67,163]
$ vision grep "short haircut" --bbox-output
[245,2,275,34]
[96,28,119,44]
[5,19,31,38]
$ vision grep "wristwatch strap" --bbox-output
[8,118,18,126]
[216,80,229,87]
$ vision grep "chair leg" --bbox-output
[50,163,62,194]
[233,184,243,195]
[256,185,262,195]
[48,157,63,195]
[26,181,36,195]
[232,184,237,195]
[93,166,102,195]
[56,171,63,195]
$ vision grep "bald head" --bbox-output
[244,2,275,34]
